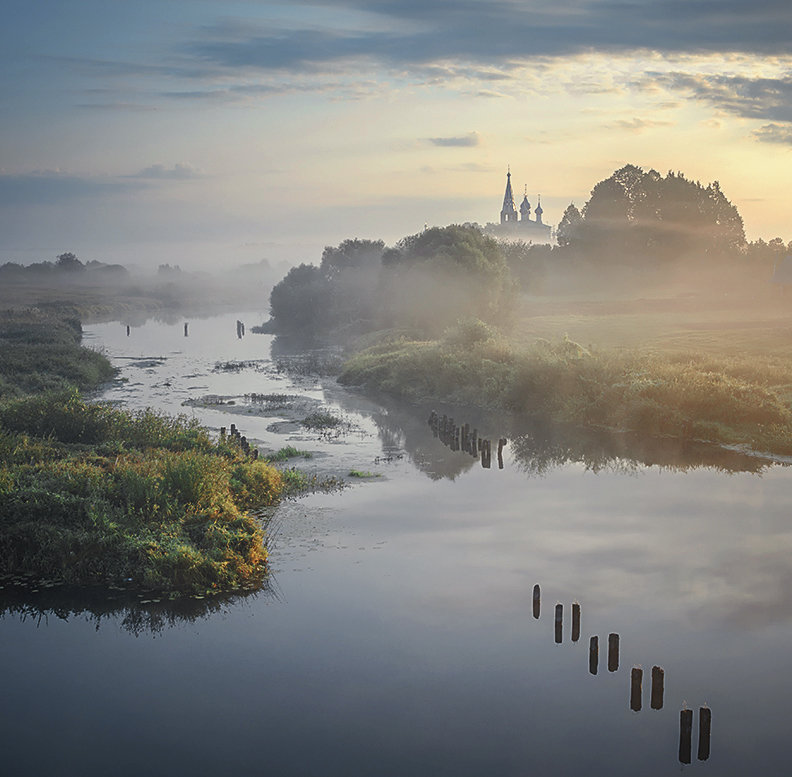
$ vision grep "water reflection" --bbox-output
[344,395,782,480]
[0,581,275,637]
[534,585,712,765]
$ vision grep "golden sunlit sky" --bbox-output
[2,0,791,268]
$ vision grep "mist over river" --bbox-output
[3,311,791,776]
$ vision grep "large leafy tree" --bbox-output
[572,165,745,262]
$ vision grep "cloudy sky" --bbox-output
[2,0,791,268]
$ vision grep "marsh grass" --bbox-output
[0,308,288,594]
[339,320,792,455]
[265,445,313,462]
[0,308,115,398]
[0,393,284,592]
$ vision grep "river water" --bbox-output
[3,311,792,776]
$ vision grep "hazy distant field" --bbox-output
[513,289,792,359]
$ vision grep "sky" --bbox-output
[2,0,792,269]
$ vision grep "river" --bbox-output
[2,310,791,776]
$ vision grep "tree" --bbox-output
[319,239,384,277]
[56,252,84,271]
[556,204,583,248]
[269,263,330,333]
[572,166,746,263]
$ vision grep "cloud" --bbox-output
[427,132,480,148]
[133,163,204,180]
[184,1,792,77]
[605,117,674,132]
[637,71,792,122]
[0,171,138,207]
[753,123,792,145]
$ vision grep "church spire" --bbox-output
[500,168,518,224]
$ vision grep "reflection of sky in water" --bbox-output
[3,312,792,775]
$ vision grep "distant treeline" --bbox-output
[265,164,789,341]
[0,252,129,283]
[266,225,514,338]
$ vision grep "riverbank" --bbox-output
[339,308,792,457]
[0,308,286,594]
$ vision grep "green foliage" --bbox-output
[0,308,115,399]
[0,308,288,593]
[340,334,792,455]
[567,165,746,262]
[0,397,285,592]
[267,226,514,341]
[265,445,313,462]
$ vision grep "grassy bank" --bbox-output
[1,308,285,594]
[0,392,284,593]
[339,318,792,455]
[0,307,116,397]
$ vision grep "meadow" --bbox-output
[340,287,792,456]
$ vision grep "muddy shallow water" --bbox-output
[3,311,792,776]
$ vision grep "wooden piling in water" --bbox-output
[698,706,711,761]
[589,636,599,675]
[608,633,620,672]
[630,667,643,712]
[554,603,563,644]
[497,438,506,469]
[532,584,540,619]
[650,666,664,710]
[184,322,189,337]
[571,602,580,642]
[126,325,130,336]
[679,708,693,764]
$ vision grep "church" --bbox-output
[491,169,552,242]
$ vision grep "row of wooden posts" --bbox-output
[534,584,711,763]
[220,423,259,459]
[123,320,244,338]
[427,411,506,469]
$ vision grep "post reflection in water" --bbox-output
[698,706,712,761]
[571,602,581,642]
[630,667,643,712]
[651,666,664,710]
[589,636,599,675]
[532,585,709,765]
[555,603,563,644]
[679,708,694,764]
[608,633,620,672]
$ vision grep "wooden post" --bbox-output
[589,636,599,675]
[220,427,226,439]
[532,584,540,619]
[679,708,693,764]
[126,325,130,336]
[497,438,506,469]
[630,667,643,712]
[650,666,664,710]
[698,706,711,761]
[184,322,189,337]
[571,602,581,642]
[608,633,620,672]
[554,603,563,644]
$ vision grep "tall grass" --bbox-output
[339,320,792,455]
[0,308,286,594]
[0,395,284,592]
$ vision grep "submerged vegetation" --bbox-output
[0,308,286,594]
